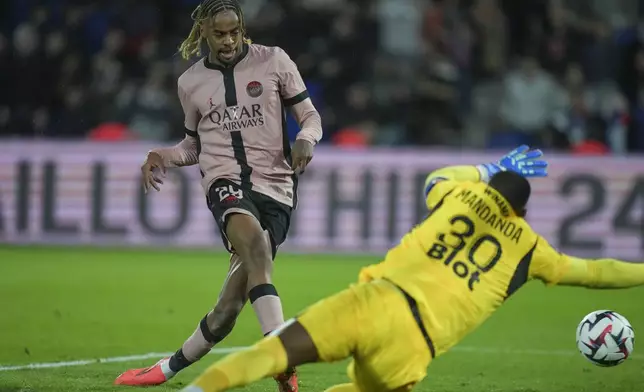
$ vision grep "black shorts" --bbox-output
[207,179,292,258]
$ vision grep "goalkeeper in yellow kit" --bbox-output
[179,146,644,392]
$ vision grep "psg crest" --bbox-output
[246,81,263,98]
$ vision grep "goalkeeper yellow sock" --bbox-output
[324,383,359,392]
[189,336,288,392]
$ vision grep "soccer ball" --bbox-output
[576,310,635,367]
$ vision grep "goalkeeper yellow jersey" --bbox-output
[359,178,573,357]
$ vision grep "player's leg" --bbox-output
[252,194,299,391]
[172,181,266,364]
[114,254,248,386]
[114,180,255,386]
[224,214,298,391]
[198,180,282,337]
[210,182,295,390]
[206,181,286,337]
[180,284,364,392]
[166,253,248,373]
[179,321,313,392]
[180,281,428,392]
[225,214,285,334]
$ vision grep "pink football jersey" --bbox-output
[178,44,310,207]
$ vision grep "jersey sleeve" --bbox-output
[150,135,199,168]
[358,263,380,283]
[424,165,482,210]
[425,180,459,211]
[528,235,572,285]
[557,257,644,288]
[177,80,200,136]
[275,47,310,107]
[424,165,481,197]
[527,234,644,289]
[291,97,323,145]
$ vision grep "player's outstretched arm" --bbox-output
[556,256,644,289]
[529,236,644,289]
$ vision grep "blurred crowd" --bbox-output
[2,0,644,153]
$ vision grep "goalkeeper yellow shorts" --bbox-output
[297,280,432,391]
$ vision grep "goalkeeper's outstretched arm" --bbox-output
[556,256,644,289]
[423,145,548,198]
[530,237,644,289]
[422,164,512,211]
[423,165,484,197]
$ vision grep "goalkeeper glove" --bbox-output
[477,145,548,182]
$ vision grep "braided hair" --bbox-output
[179,0,251,60]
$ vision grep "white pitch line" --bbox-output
[0,345,640,372]
[0,347,244,372]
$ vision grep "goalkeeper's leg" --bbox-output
[182,284,364,392]
[181,281,428,392]
[184,320,319,391]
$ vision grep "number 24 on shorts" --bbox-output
[427,215,503,291]
[215,185,244,202]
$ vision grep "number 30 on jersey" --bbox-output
[427,215,503,291]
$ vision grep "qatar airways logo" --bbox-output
[208,100,265,131]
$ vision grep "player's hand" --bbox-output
[482,145,548,178]
[141,151,166,193]
[291,139,314,174]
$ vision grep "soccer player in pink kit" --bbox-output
[114,1,322,391]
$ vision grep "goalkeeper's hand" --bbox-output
[478,145,548,181]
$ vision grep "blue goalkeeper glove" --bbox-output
[477,145,548,181]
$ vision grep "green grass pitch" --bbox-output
[0,245,642,391]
